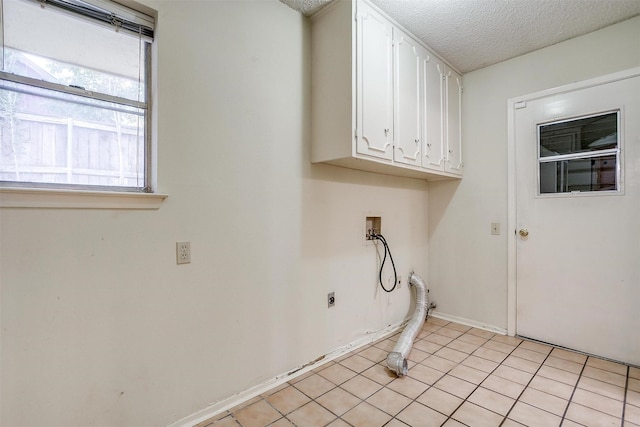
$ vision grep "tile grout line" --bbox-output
[339,332,444,426]
[374,321,465,427]
[339,345,410,425]
[307,342,419,427]
[413,322,489,425]
[249,361,363,427]
[394,322,466,425]
[332,334,440,427]
[436,327,520,426]
[497,341,557,427]
[301,364,361,427]
[560,357,631,425]
[557,352,588,425]
[379,322,453,426]
[621,364,630,427]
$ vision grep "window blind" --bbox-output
[31,0,154,39]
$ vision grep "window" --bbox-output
[0,0,154,192]
[538,111,620,194]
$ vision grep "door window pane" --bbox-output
[538,112,619,194]
[539,155,617,193]
[539,112,617,157]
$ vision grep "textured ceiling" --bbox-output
[280,0,640,73]
[280,0,333,16]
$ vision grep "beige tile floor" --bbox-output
[197,317,640,427]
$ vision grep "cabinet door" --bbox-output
[422,55,445,171]
[356,1,394,160]
[393,29,422,167]
[445,68,463,175]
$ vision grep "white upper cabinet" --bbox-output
[423,55,446,171]
[394,28,424,168]
[311,0,462,180]
[423,58,463,176]
[356,1,394,161]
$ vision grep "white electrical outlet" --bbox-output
[328,292,335,308]
[176,241,191,264]
[491,222,501,235]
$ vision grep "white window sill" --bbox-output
[0,187,167,210]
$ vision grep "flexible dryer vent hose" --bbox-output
[386,272,428,377]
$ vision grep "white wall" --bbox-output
[428,16,640,329]
[0,1,428,426]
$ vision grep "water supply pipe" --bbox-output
[386,272,429,377]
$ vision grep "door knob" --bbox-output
[519,228,529,237]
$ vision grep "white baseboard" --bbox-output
[429,311,507,335]
[166,320,407,427]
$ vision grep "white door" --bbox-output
[393,28,422,167]
[515,72,640,366]
[356,1,393,160]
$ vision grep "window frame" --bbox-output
[0,0,155,194]
[536,110,622,197]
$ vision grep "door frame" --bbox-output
[506,67,640,337]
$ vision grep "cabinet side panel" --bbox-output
[311,0,354,163]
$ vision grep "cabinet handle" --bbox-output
[415,139,419,143]
[449,149,454,153]
[384,129,390,136]
[427,143,432,147]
